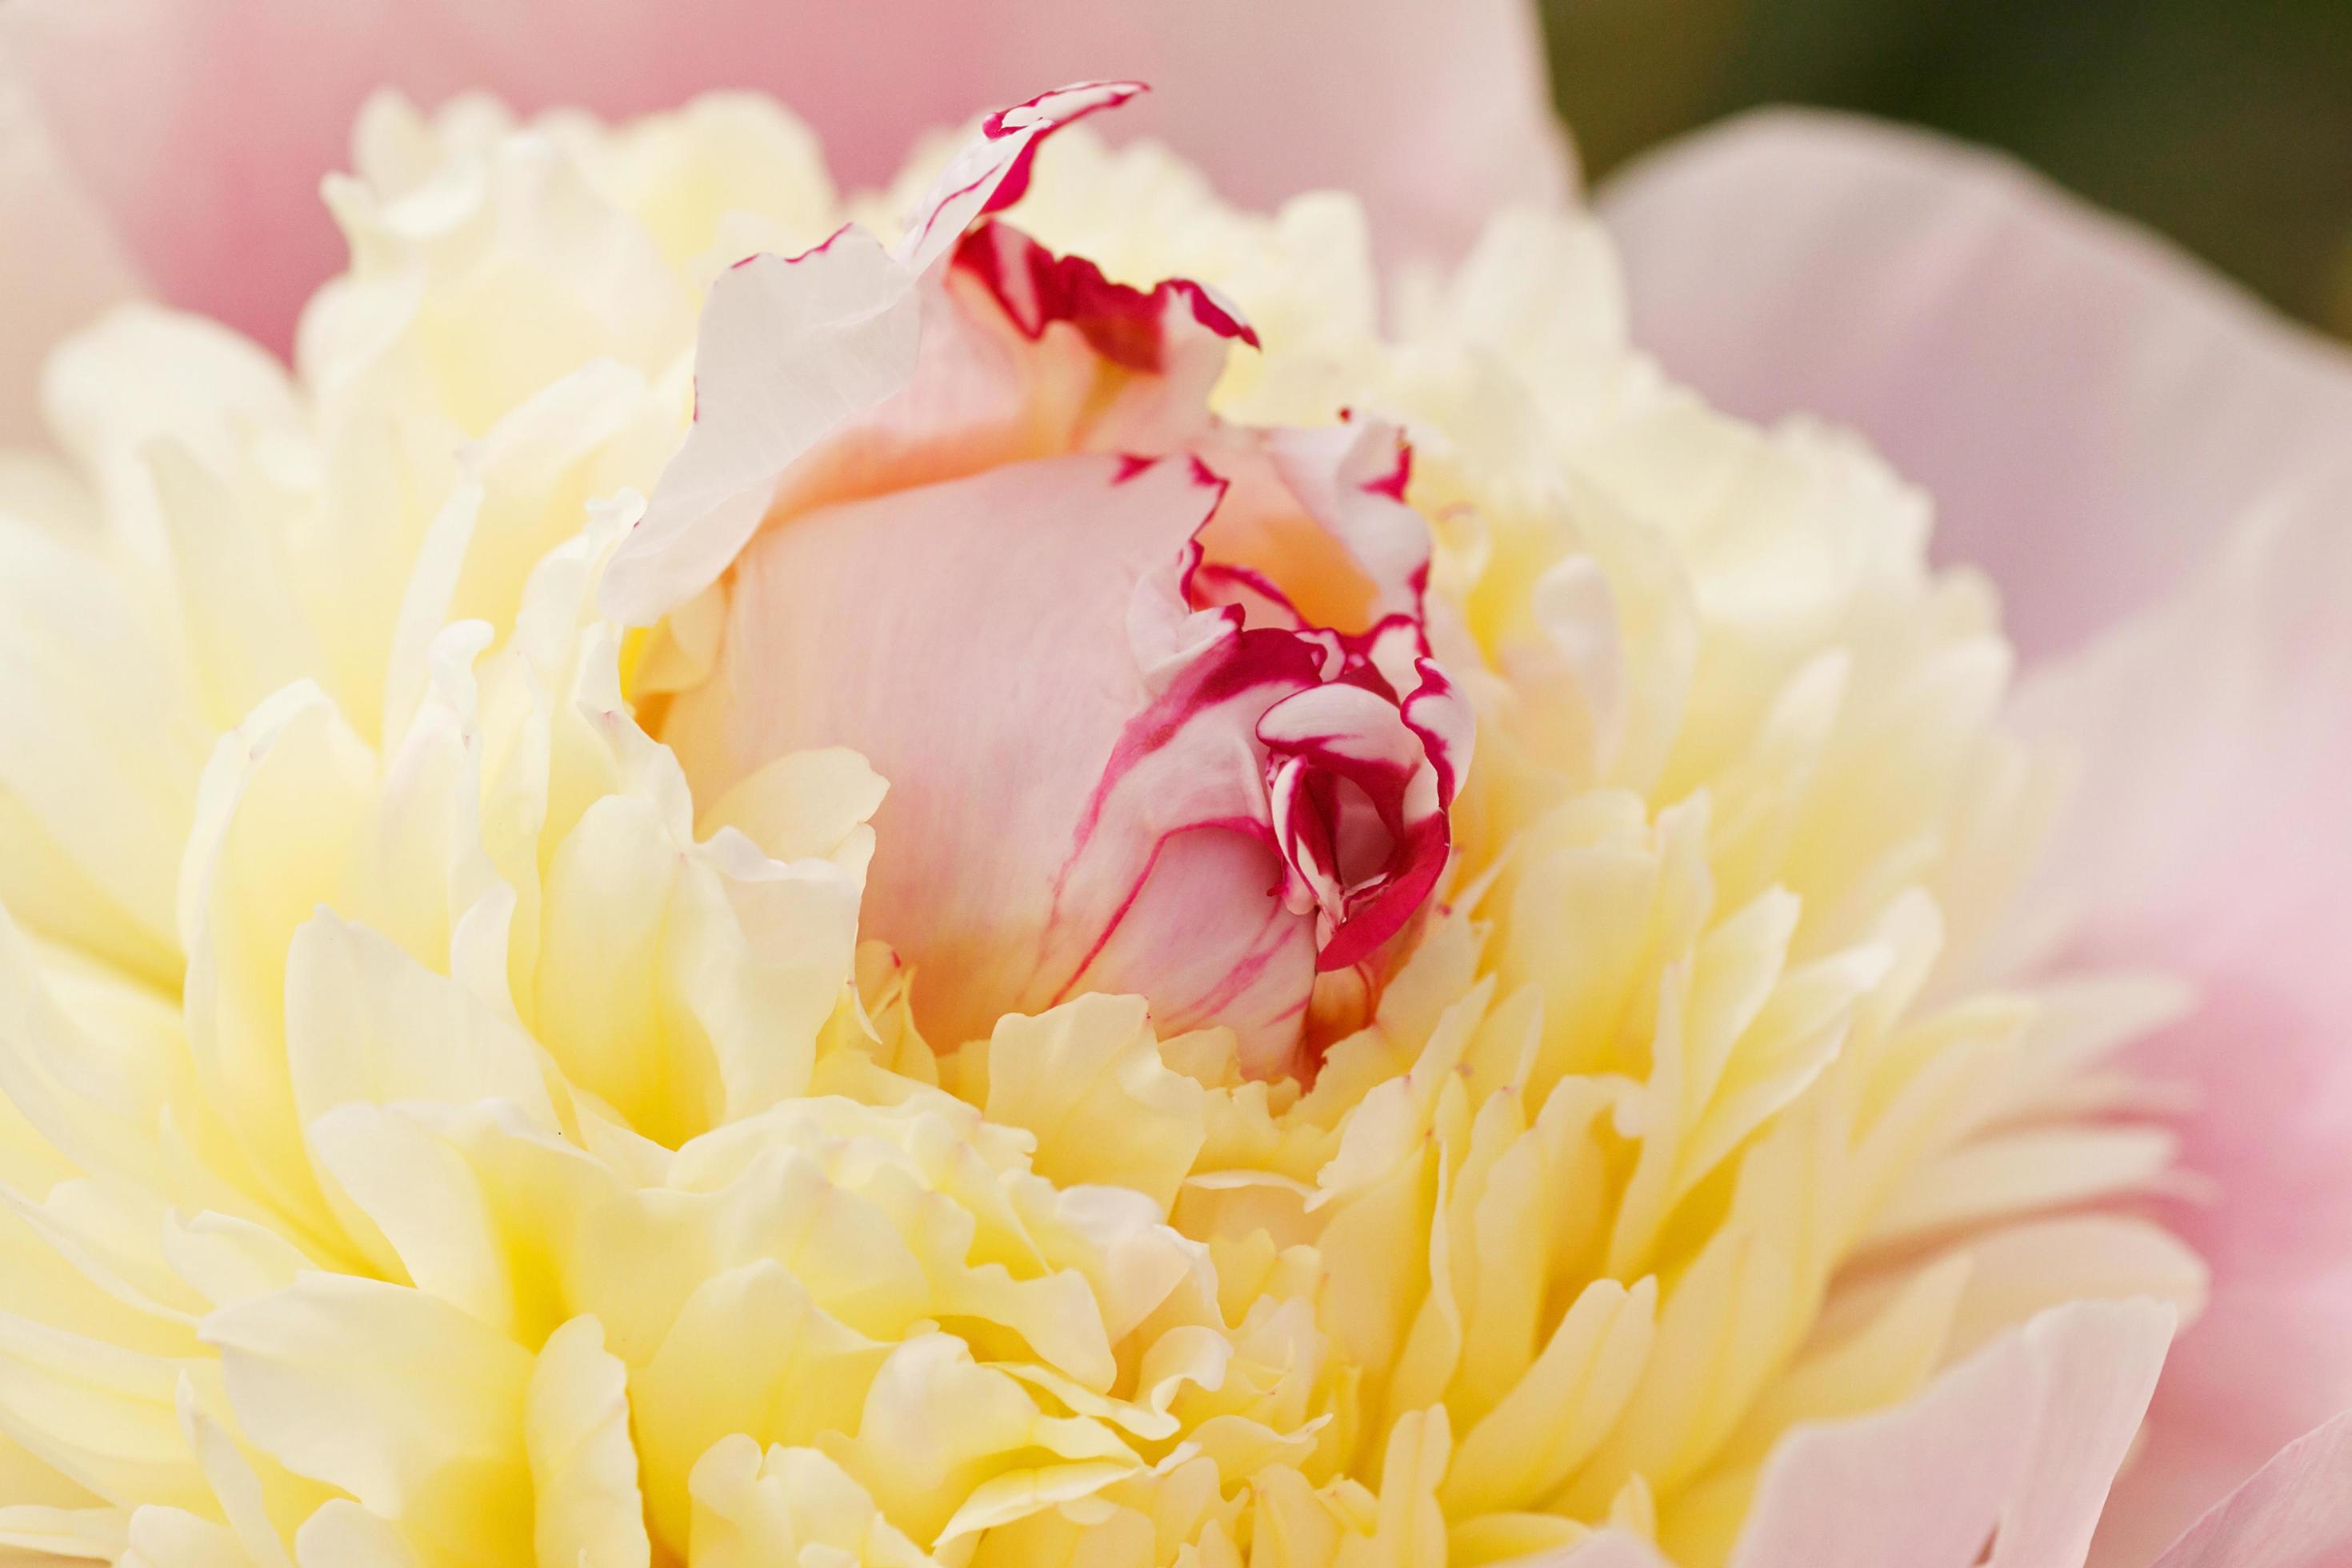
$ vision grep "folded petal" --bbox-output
[2150,1409,2352,1568]
[1599,109,2352,659]
[3,0,1567,358]
[1732,1299,2172,1568]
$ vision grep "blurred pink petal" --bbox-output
[2014,475,2352,1567]
[1731,1299,2172,1568]
[1598,109,2352,661]
[1550,1534,1675,1567]
[2150,1409,2352,1568]
[0,0,1566,360]
[0,42,139,441]
[1599,107,2352,1563]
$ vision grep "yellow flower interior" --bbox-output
[0,92,2205,1566]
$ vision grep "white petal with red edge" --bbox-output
[601,230,922,626]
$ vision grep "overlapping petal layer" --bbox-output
[0,81,2242,1568]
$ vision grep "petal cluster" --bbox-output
[0,84,2213,1568]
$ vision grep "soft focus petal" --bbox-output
[2009,476,2352,1567]
[1733,1299,2172,1568]
[2,0,1566,358]
[0,38,139,442]
[1598,108,2352,659]
[2150,1410,2352,1568]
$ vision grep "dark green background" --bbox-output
[1542,0,2352,336]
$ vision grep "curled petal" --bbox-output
[600,230,923,627]
[641,143,1462,1070]
[894,81,1142,272]
[954,218,1258,373]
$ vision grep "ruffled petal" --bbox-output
[2,0,1566,357]
[1598,109,2352,660]
[632,102,1461,1070]
[602,85,1141,628]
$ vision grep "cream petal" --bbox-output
[1599,109,2352,660]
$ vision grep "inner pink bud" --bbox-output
[629,122,1466,1075]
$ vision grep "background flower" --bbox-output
[0,0,1565,436]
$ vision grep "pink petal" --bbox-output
[2150,1409,2352,1568]
[1602,114,2352,1558]
[1547,1535,1676,1567]
[658,451,1311,1053]
[2,0,1566,358]
[1598,109,2352,661]
[2013,478,2352,1567]
[1733,1299,2173,1568]
[0,37,140,440]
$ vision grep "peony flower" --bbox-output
[0,7,2344,1568]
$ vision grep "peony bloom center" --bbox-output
[631,111,1466,1074]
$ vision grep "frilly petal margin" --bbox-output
[1597,107,2352,662]
[0,0,1567,360]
